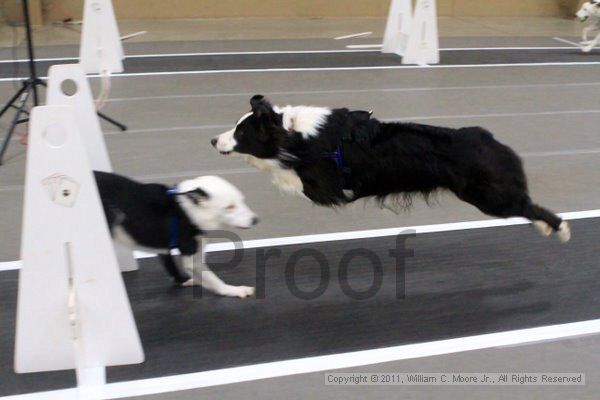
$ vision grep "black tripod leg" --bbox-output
[0,85,28,119]
[98,112,127,131]
[41,76,127,132]
[0,89,31,165]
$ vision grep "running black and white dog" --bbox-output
[211,95,570,242]
[95,171,258,298]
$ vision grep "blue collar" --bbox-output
[166,188,179,249]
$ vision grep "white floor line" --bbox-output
[521,148,600,157]
[348,45,580,51]
[334,32,372,40]
[4,61,600,83]
[105,109,600,136]
[3,141,600,195]
[104,124,230,135]
[2,209,599,271]
[392,109,600,122]
[0,46,579,64]
[202,209,600,252]
[104,81,600,103]
[2,319,599,400]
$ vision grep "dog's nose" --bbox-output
[210,137,218,147]
[251,216,260,226]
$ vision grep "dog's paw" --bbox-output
[181,278,196,287]
[583,44,595,53]
[533,221,552,237]
[222,285,255,298]
[557,221,571,243]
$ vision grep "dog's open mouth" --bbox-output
[219,151,232,155]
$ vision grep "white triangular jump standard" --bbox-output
[382,0,413,56]
[402,0,440,65]
[46,64,138,272]
[79,0,124,74]
[15,105,144,396]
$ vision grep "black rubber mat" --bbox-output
[2,48,600,79]
[1,218,599,396]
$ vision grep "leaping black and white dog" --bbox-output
[211,95,570,242]
[95,171,258,298]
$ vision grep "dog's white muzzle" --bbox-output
[212,129,237,155]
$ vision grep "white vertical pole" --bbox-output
[402,0,440,65]
[382,0,413,56]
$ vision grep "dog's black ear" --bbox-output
[178,188,209,205]
[250,94,273,118]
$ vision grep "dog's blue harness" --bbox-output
[166,188,180,249]
[320,144,351,189]
[319,110,372,191]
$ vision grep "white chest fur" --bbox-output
[245,156,305,197]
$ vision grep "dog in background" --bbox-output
[95,171,258,298]
[577,0,600,52]
[212,95,570,243]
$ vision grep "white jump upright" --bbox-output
[75,0,137,271]
[382,0,413,56]
[14,105,144,396]
[402,0,440,65]
[79,0,124,74]
[46,65,138,272]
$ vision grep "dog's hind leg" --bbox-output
[523,203,570,242]
[180,255,255,298]
[158,254,191,284]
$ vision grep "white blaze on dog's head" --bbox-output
[212,112,252,154]
[175,175,258,230]
[211,95,332,159]
[577,0,600,21]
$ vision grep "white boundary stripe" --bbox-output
[2,209,599,271]
[1,319,599,400]
[4,61,600,83]
[0,46,579,64]
[202,209,600,252]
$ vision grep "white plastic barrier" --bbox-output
[15,105,144,393]
[402,0,440,65]
[79,0,124,74]
[382,0,413,56]
[46,64,138,272]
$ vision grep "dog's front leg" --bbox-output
[583,31,600,52]
[180,255,255,298]
[582,24,595,43]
